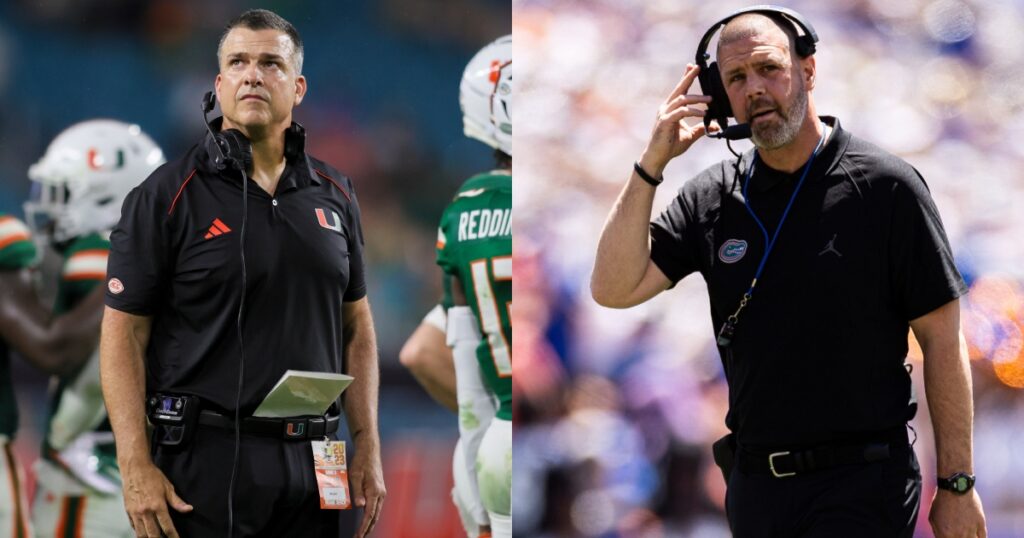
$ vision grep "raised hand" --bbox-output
[639,63,714,177]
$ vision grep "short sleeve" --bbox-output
[440,273,454,310]
[105,187,170,315]
[55,235,110,312]
[436,216,455,276]
[435,206,456,308]
[0,216,36,270]
[649,186,700,284]
[889,171,967,320]
[422,303,447,332]
[62,236,110,285]
[342,178,367,302]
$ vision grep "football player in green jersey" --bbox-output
[22,119,165,538]
[0,212,49,538]
[0,117,159,537]
[400,35,513,538]
[0,120,159,538]
[435,35,513,538]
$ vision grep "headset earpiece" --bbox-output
[694,5,819,139]
[215,129,253,173]
[283,122,305,162]
[795,35,816,58]
[202,91,217,114]
[699,60,733,133]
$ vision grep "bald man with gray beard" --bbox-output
[591,7,986,538]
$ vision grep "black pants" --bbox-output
[726,445,921,538]
[152,424,360,537]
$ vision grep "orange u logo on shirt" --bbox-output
[315,208,342,233]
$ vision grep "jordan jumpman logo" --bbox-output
[819,233,842,257]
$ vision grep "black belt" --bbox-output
[198,410,340,441]
[737,427,908,478]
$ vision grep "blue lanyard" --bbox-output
[717,123,827,347]
[741,124,826,296]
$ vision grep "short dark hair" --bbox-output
[218,9,304,75]
[716,12,801,62]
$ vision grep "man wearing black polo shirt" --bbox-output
[100,9,384,538]
[592,10,986,538]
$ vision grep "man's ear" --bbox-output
[803,55,816,91]
[294,75,307,107]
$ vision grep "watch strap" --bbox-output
[937,472,975,494]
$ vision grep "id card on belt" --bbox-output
[311,439,351,509]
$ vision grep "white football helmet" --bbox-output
[460,35,512,157]
[25,119,165,244]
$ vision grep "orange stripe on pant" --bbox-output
[74,496,87,538]
[3,443,28,538]
[55,495,87,538]
[55,497,69,538]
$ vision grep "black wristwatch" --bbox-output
[937,472,975,495]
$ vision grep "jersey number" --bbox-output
[470,256,512,377]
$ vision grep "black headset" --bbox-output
[200,90,251,538]
[202,91,306,172]
[695,5,819,140]
[202,91,253,172]
[200,90,306,537]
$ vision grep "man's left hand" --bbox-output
[929,489,987,538]
[350,437,386,537]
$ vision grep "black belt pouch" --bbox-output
[712,433,737,483]
[147,393,201,450]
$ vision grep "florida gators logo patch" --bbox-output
[718,239,748,264]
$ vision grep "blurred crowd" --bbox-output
[0,1,508,535]
[513,0,1024,536]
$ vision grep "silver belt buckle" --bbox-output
[769,451,796,478]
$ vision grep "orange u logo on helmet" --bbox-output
[87,148,126,171]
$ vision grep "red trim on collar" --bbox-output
[313,168,351,202]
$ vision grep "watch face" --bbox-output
[943,473,974,494]
[955,476,970,492]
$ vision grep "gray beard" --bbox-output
[750,87,808,150]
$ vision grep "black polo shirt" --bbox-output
[650,116,966,447]
[105,127,366,415]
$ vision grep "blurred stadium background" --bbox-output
[513,0,1024,537]
[0,1,508,536]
